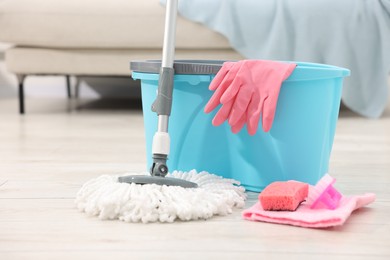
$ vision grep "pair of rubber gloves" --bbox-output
[204,60,296,135]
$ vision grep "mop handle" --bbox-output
[150,0,178,167]
[162,0,177,69]
[152,0,177,133]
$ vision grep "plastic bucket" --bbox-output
[131,60,350,192]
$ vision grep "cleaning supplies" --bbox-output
[242,175,375,228]
[76,170,246,223]
[204,60,296,135]
[243,193,375,228]
[259,181,309,211]
[118,0,196,188]
[133,61,349,192]
[75,0,246,223]
[307,173,342,209]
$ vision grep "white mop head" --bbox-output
[75,170,246,223]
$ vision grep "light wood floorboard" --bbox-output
[0,98,389,259]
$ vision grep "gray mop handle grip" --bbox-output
[152,67,174,116]
[152,0,177,117]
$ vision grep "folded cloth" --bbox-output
[242,193,375,228]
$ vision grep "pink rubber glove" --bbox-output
[204,60,296,135]
[204,61,241,127]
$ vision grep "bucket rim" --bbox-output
[130,60,350,81]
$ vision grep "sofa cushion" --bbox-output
[0,0,231,49]
[5,47,243,75]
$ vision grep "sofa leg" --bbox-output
[66,75,72,98]
[16,74,26,114]
[74,76,80,98]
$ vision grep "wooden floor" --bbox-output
[0,98,389,259]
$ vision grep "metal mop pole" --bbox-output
[118,0,197,188]
[150,0,177,177]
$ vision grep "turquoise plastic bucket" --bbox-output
[131,60,350,192]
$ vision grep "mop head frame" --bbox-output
[118,174,198,188]
[75,170,246,223]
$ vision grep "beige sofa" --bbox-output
[0,0,243,113]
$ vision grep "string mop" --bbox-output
[75,170,246,223]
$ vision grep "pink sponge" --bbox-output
[259,181,309,211]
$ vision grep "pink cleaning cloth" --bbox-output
[242,193,375,228]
